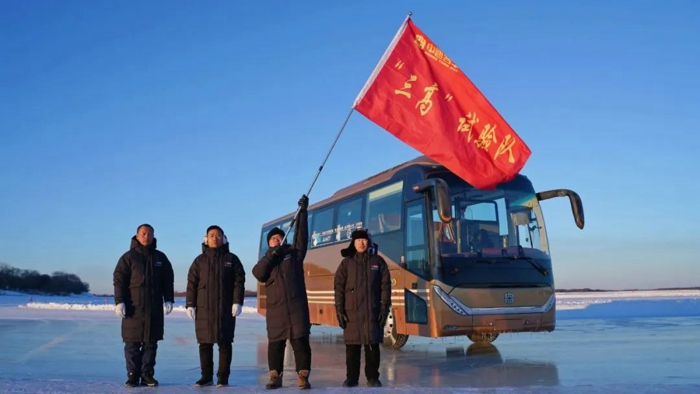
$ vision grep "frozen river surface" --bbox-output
[0,291,698,393]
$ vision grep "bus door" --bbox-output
[399,198,432,337]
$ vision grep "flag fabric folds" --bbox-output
[353,16,531,190]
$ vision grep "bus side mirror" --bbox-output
[536,189,585,230]
[413,178,452,223]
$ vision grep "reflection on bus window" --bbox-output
[311,207,335,247]
[516,207,541,251]
[366,181,403,235]
[337,196,363,242]
[430,174,550,259]
[405,202,428,278]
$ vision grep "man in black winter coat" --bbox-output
[252,194,311,390]
[113,224,175,388]
[186,225,246,388]
[334,229,391,388]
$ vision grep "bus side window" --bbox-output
[310,207,335,247]
[283,220,295,248]
[337,197,363,241]
[366,181,403,235]
[406,202,429,278]
[259,228,272,259]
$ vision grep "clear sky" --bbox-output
[2,1,699,295]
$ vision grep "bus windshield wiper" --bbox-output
[447,257,498,275]
[454,256,548,277]
[498,256,549,276]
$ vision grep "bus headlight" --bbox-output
[544,293,556,312]
[433,285,469,316]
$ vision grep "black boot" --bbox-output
[216,375,229,388]
[141,371,159,387]
[343,379,358,387]
[195,376,213,387]
[196,343,214,387]
[367,379,382,387]
[125,372,140,388]
[216,343,232,388]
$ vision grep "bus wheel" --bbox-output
[382,309,409,349]
[467,332,499,344]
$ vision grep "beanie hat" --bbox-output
[267,227,285,244]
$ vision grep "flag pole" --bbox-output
[279,107,355,245]
[279,11,414,245]
[352,11,413,108]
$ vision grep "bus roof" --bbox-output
[262,155,438,227]
[261,155,531,227]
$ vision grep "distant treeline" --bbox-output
[0,263,90,295]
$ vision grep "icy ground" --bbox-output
[0,290,698,393]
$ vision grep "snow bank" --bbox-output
[3,290,699,313]
[18,302,259,315]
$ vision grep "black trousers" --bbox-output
[124,342,158,375]
[199,343,233,378]
[268,336,312,374]
[346,344,380,382]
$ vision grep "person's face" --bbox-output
[268,234,283,248]
[354,238,368,253]
[207,229,224,248]
[136,226,154,246]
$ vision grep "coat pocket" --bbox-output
[128,285,142,306]
[344,287,356,311]
[265,279,281,306]
[196,283,207,309]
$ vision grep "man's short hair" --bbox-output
[137,223,154,233]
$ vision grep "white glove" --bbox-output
[164,302,173,315]
[187,307,196,321]
[115,303,125,318]
[231,303,242,317]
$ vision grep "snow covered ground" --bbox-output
[0,290,698,393]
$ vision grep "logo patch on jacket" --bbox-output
[224,261,233,267]
[371,264,379,270]
[155,261,163,267]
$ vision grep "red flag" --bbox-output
[353,16,531,190]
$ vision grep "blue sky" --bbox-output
[1,1,698,295]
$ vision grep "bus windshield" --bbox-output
[430,174,549,260]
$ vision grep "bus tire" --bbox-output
[467,332,499,344]
[383,333,409,349]
[381,309,409,349]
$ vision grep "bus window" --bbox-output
[405,201,428,278]
[259,218,296,257]
[260,227,272,258]
[283,221,295,249]
[366,181,403,235]
[463,202,499,251]
[464,202,497,221]
[497,198,508,237]
[516,208,541,250]
[310,206,336,247]
[337,196,363,242]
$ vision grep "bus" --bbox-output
[256,155,584,349]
